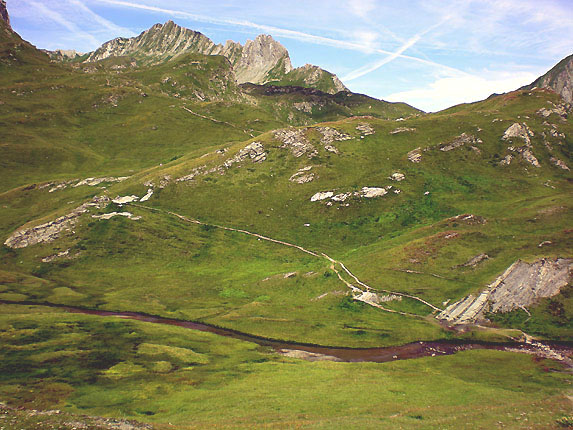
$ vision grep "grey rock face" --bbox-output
[438,258,573,325]
[234,34,292,85]
[82,21,345,91]
[524,54,573,103]
[43,49,84,62]
[86,21,218,63]
[0,0,10,29]
[84,23,292,86]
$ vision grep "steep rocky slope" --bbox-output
[523,54,573,103]
[439,258,573,325]
[0,0,10,29]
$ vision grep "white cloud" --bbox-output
[347,0,376,19]
[351,30,379,53]
[385,70,539,112]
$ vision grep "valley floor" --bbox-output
[1,303,572,430]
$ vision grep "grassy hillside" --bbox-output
[2,86,571,344]
[1,22,572,430]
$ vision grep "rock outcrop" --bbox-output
[390,127,416,134]
[550,157,570,170]
[316,126,352,153]
[390,173,405,182]
[0,0,10,29]
[74,176,130,187]
[92,212,141,221]
[4,196,109,249]
[438,258,573,325]
[274,128,316,158]
[310,186,393,203]
[224,141,267,166]
[289,166,316,184]
[522,54,573,103]
[502,123,541,167]
[502,122,534,145]
[356,123,375,136]
[439,133,482,151]
[407,147,422,163]
[537,103,570,120]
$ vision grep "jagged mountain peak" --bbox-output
[85,20,215,63]
[234,33,293,85]
[78,20,346,93]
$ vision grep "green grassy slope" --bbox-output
[1,86,571,344]
[1,304,571,430]
[1,22,572,430]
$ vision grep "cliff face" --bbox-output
[523,54,573,103]
[233,34,292,85]
[82,21,344,92]
[1,0,11,30]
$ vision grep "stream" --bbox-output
[2,300,572,365]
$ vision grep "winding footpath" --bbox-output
[131,203,442,316]
[127,204,573,367]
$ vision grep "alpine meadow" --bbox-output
[0,1,572,429]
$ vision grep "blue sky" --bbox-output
[9,0,573,111]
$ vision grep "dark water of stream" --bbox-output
[2,300,572,364]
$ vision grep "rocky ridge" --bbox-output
[523,54,573,103]
[4,196,110,249]
[44,49,84,62]
[81,20,346,92]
